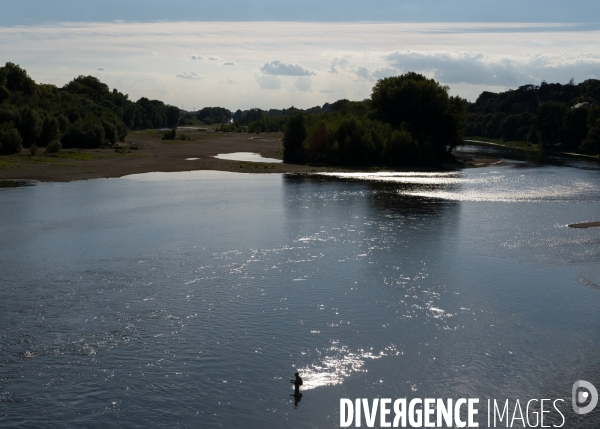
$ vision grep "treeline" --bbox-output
[283,73,467,167]
[465,80,600,153]
[0,62,180,154]
[217,101,365,133]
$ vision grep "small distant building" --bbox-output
[572,102,590,109]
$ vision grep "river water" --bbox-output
[1,146,599,428]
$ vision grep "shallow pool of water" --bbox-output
[213,152,283,163]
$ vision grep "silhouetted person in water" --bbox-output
[290,372,303,396]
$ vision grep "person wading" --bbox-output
[290,372,303,396]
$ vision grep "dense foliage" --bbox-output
[0,62,181,154]
[282,73,467,166]
[196,107,231,125]
[465,79,600,153]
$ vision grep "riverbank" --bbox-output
[0,128,501,183]
[464,138,600,161]
[0,129,342,182]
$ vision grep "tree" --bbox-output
[64,75,110,101]
[381,129,419,165]
[0,86,9,104]
[166,105,180,128]
[536,102,567,147]
[371,72,466,157]
[562,107,589,150]
[38,117,60,147]
[283,113,307,163]
[1,62,36,95]
[0,123,23,155]
[17,106,41,148]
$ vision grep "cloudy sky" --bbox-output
[1,1,599,110]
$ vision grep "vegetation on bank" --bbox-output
[283,73,467,167]
[2,61,599,165]
[0,62,180,155]
[465,79,600,154]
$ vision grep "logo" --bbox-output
[572,380,598,415]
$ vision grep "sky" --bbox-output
[1,1,599,110]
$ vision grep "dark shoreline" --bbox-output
[0,130,501,184]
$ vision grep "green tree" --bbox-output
[64,75,110,101]
[536,102,567,147]
[1,62,36,95]
[562,107,589,150]
[166,105,180,128]
[38,116,60,147]
[283,113,307,163]
[371,72,466,157]
[381,129,419,165]
[0,122,23,155]
[0,86,9,104]
[17,106,41,148]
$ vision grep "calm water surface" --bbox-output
[1,147,599,428]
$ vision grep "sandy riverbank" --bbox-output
[0,128,500,183]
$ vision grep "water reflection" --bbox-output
[1,149,600,428]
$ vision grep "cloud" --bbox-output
[219,79,237,84]
[353,65,373,81]
[175,71,202,80]
[384,50,530,86]
[320,89,334,93]
[328,56,350,74]
[4,21,600,107]
[191,54,204,60]
[255,73,281,89]
[223,61,236,65]
[372,66,397,79]
[96,67,107,71]
[295,76,312,92]
[260,60,315,76]
[207,55,220,60]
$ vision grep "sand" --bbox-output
[0,128,498,183]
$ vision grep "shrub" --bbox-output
[46,140,61,154]
[162,127,177,140]
[0,124,23,155]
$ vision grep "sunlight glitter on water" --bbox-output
[403,178,598,202]
[295,344,400,390]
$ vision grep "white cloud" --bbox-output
[328,56,350,74]
[295,76,312,92]
[223,61,236,65]
[372,66,397,79]
[381,50,600,87]
[96,67,107,71]
[3,21,600,107]
[176,71,202,80]
[353,66,373,81]
[191,54,204,60]
[207,55,220,60]
[255,73,281,89]
[220,79,237,84]
[320,89,334,93]
[260,60,315,76]
[384,51,525,86]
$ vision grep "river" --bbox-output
[1,145,599,427]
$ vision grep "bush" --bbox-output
[162,128,177,140]
[0,124,23,155]
[61,119,105,149]
[29,143,38,156]
[46,140,61,154]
